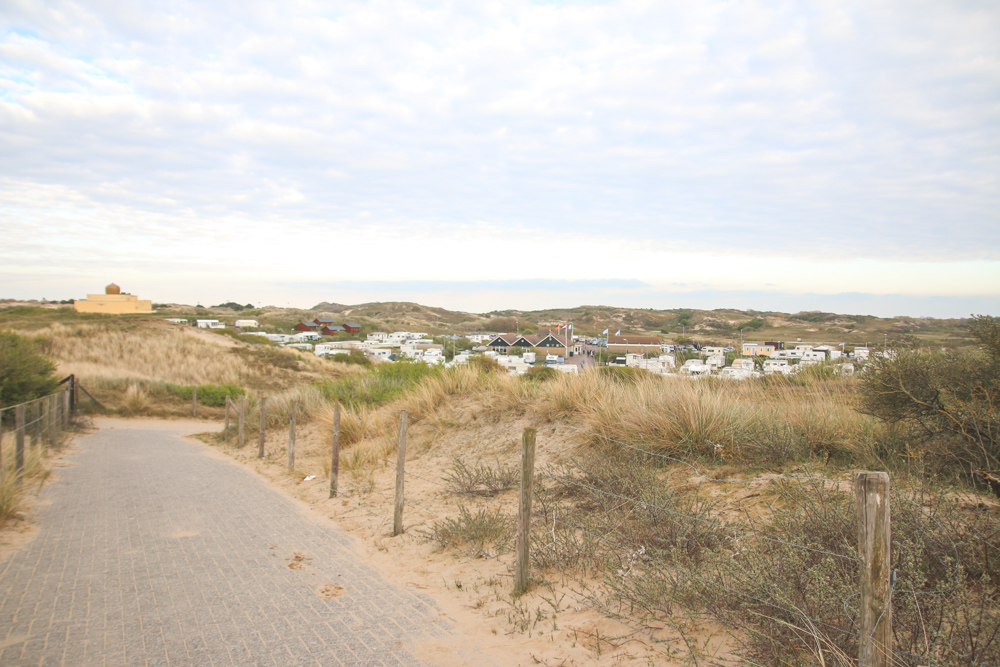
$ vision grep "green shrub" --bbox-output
[317,360,439,409]
[0,330,58,408]
[168,383,245,407]
[858,315,1000,475]
[523,366,558,382]
[328,350,371,367]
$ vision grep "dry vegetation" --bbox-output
[2,306,996,665]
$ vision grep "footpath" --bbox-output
[0,422,462,666]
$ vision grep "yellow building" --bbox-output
[74,283,153,314]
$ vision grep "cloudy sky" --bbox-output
[1,1,998,317]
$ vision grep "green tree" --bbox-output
[0,330,59,407]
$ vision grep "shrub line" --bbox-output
[541,471,860,563]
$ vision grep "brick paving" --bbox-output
[0,427,457,666]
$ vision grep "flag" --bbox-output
[602,328,609,335]
[616,329,621,336]
[839,342,845,347]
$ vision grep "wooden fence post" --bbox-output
[855,471,892,667]
[69,374,76,411]
[62,391,70,429]
[46,395,54,446]
[15,405,25,484]
[329,404,341,498]
[258,397,267,458]
[515,427,537,594]
[238,396,246,448]
[288,404,296,470]
[224,396,231,432]
[393,410,408,536]
[192,386,197,418]
[32,401,40,446]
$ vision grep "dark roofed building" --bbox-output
[343,323,361,334]
[294,321,320,332]
[314,318,337,325]
[321,325,346,336]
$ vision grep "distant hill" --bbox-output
[87,298,972,348]
[302,301,974,347]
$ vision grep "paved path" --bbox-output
[0,426,453,666]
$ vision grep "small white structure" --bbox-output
[165,318,188,324]
[522,352,537,363]
[834,363,855,376]
[763,359,792,375]
[234,319,259,329]
[706,355,726,371]
[680,359,711,376]
[701,346,727,357]
[800,350,826,363]
[290,332,322,342]
[720,366,753,380]
[852,347,871,361]
[367,332,389,343]
[315,344,349,357]
[731,358,755,371]
[196,319,225,329]
[771,349,804,360]
[265,333,292,343]
[284,343,313,350]
[552,364,580,375]
[368,348,392,361]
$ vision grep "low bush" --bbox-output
[317,361,440,410]
[328,350,371,367]
[168,383,245,407]
[523,366,558,382]
[444,458,520,497]
[425,504,515,558]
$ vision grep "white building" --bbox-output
[315,344,350,357]
[680,359,711,376]
[852,347,871,361]
[763,359,792,375]
[290,332,322,342]
[284,343,313,350]
[706,354,726,371]
[720,366,753,380]
[367,332,389,343]
[234,319,259,329]
[196,319,225,329]
[165,318,188,324]
[701,346,727,357]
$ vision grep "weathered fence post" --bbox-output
[224,395,231,432]
[192,386,198,418]
[69,374,76,411]
[855,471,892,667]
[287,404,296,470]
[46,395,55,446]
[515,427,537,594]
[329,404,341,498]
[15,405,26,484]
[62,391,70,429]
[238,396,246,448]
[258,397,267,458]
[393,410,408,536]
[32,401,40,446]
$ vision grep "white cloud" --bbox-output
[0,0,998,313]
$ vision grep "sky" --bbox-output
[1,0,998,318]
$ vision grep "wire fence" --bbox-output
[217,402,979,666]
[0,383,77,486]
